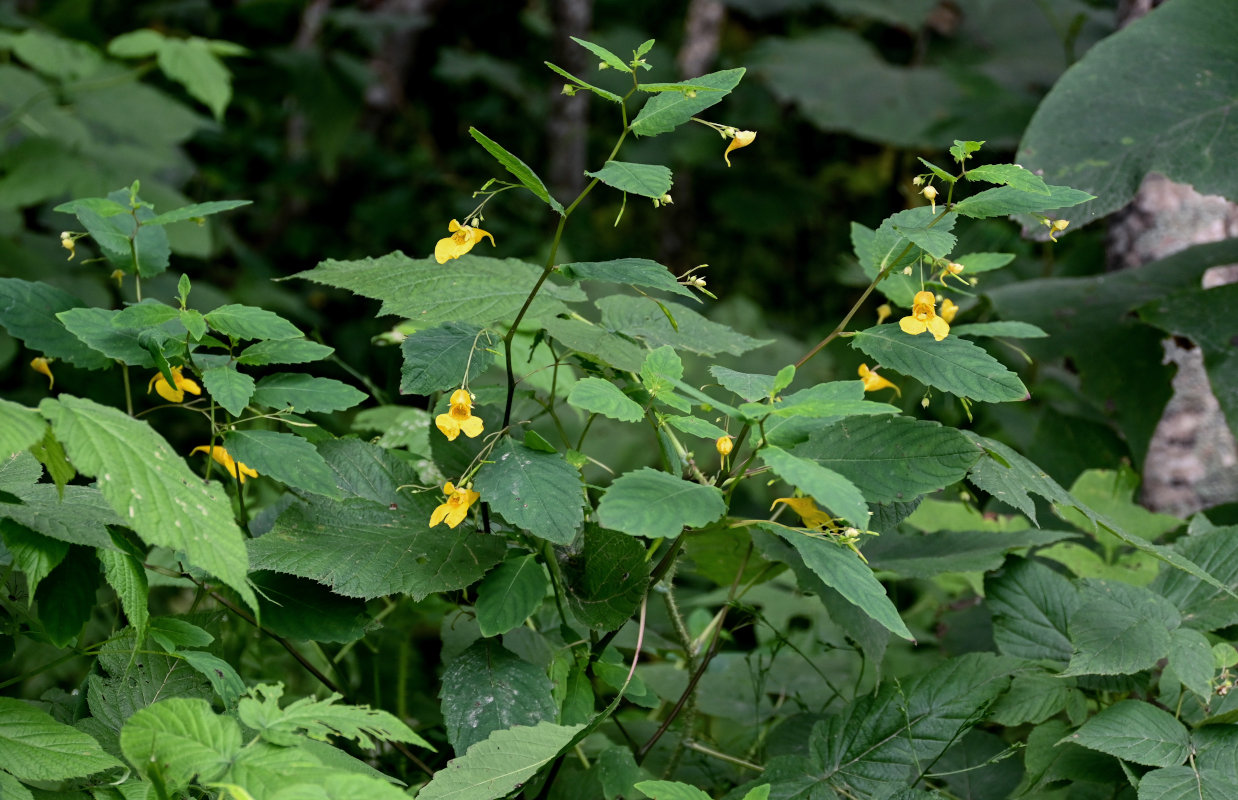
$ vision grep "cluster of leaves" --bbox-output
[3,11,1238,800]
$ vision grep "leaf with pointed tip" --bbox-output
[399,322,496,396]
[201,366,255,417]
[474,438,585,545]
[1066,700,1190,767]
[475,555,550,636]
[120,698,240,792]
[584,161,672,199]
[470,128,564,214]
[250,374,366,413]
[630,69,745,137]
[560,258,696,300]
[224,430,340,498]
[0,398,46,460]
[0,278,111,369]
[414,721,584,800]
[567,377,644,423]
[440,640,557,755]
[852,325,1027,402]
[597,468,724,539]
[761,445,868,526]
[0,697,121,781]
[564,524,649,632]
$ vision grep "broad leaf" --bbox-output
[851,325,1028,403]
[986,557,1078,665]
[238,683,431,750]
[415,722,583,800]
[441,640,557,755]
[951,183,1094,219]
[69,190,171,278]
[863,527,1074,579]
[236,339,334,365]
[399,322,496,396]
[742,380,898,421]
[1135,767,1232,800]
[964,163,1049,194]
[0,398,46,460]
[0,697,120,781]
[761,446,868,527]
[598,295,770,357]
[1152,526,1238,632]
[35,545,98,646]
[201,366,255,417]
[0,278,110,369]
[469,128,564,214]
[88,629,213,731]
[475,555,550,637]
[596,468,725,539]
[119,698,240,792]
[224,430,341,498]
[584,161,673,199]
[563,524,650,632]
[1062,579,1180,677]
[250,374,366,413]
[560,258,696,300]
[630,68,745,137]
[205,304,302,340]
[474,438,585,545]
[544,317,646,373]
[58,307,158,367]
[567,377,645,423]
[1,520,68,597]
[1066,700,1190,768]
[252,571,371,644]
[634,781,711,800]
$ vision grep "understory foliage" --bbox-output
[3,13,1238,800]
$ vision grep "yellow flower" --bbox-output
[60,231,75,261]
[716,435,734,456]
[858,363,900,397]
[1048,218,1069,242]
[430,481,480,529]
[434,219,495,264]
[148,366,202,403]
[876,303,892,325]
[898,290,949,341]
[939,297,958,324]
[771,496,834,531]
[922,184,938,212]
[724,130,757,167]
[435,389,484,441]
[191,445,258,483]
[30,357,54,389]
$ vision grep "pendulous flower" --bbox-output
[191,445,258,483]
[922,184,938,213]
[30,357,54,389]
[60,231,75,261]
[724,130,757,167]
[939,297,958,324]
[716,435,734,456]
[898,290,950,341]
[430,481,480,529]
[876,303,892,325]
[771,496,834,531]
[148,366,202,403]
[435,389,484,441]
[858,363,900,396]
[435,219,495,264]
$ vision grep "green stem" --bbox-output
[121,365,134,416]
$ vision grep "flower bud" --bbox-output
[716,435,734,456]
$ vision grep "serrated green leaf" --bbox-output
[544,61,622,102]
[474,438,585,545]
[597,295,770,358]
[29,427,75,499]
[544,317,646,372]
[1,520,68,599]
[249,497,505,600]
[57,307,157,367]
[70,189,172,278]
[250,374,366,413]
[252,571,370,644]
[954,251,1015,273]
[596,467,724,539]
[965,163,1049,194]
[988,671,1079,727]
[663,414,728,441]
[469,128,564,214]
[201,366,255,417]
[0,697,121,781]
[223,430,340,498]
[180,309,207,339]
[157,38,231,119]
[744,380,899,420]
[180,650,245,708]
[293,252,585,327]
[205,304,302,341]
[564,524,649,632]
[120,698,240,792]
[0,398,47,460]
[952,183,1094,219]
[986,557,1078,665]
[399,322,496,396]
[852,324,1028,402]
[1152,526,1238,632]
[634,780,711,800]
[1135,766,1232,800]
[235,339,333,366]
[918,157,954,183]
[112,301,181,329]
[88,629,213,731]
[630,68,745,137]
[863,527,1072,579]
[761,446,868,527]
[569,37,631,72]
[149,618,214,651]
[559,258,696,300]
[0,772,33,800]
[1168,627,1215,700]
[1066,700,1189,768]
[0,483,123,550]
[475,555,549,637]
[888,208,957,259]
[0,279,111,369]
[98,548,149,644]
[144,199,251,226]
[1062,579,1180,677]
[238,683,431,751]
[416,721,584,800]
[951,321,1048,339]
[441,640,557,755]
[584,161,673,199]
[567,377,644,423]
[40,396,255,612]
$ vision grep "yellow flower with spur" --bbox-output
[858,363,900,396]
[724,129,757,167]
[771,496,835,531]
[191,445,258,483]
[430,482,480,529]
[30,357,54,389]
[435,389,484,441]
[898,291,950,341]
[434,219,495,264]
[148,366,202,403]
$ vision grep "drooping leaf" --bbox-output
[224,430,341,498]
[440,640,557,755]
[863,527,1074,579]
[119,698,240,793]
[761,446,868,527]
[475,555,550,637]
[1,520,68,597]
[1061,579,1181,677]
[249,374,366,413]
[236,339,334,365]
[180,650,245,708]
[201,366,255,417]
[1066,700,1190,768]
[469,128,564,214]
[143,199,252,227]
[0,697,121,781]
[57,307,158,367]
[34,545,98,646]
[399,322,496,396]
[0,398,46,460]
[156,38,233,119]
[985,557,1078,665]
[474,437,585,545]
[563,524,650,632]
[630,68,745,137]
[584,161,673,199]
[414,722,583,800]
[951,183,1094,219]
[851,325,1028,403]
[544,61,622,103]
[596,467,725,539]
[597,295,770,357]
[0,278,111,369]
[560,258,696,300]
[238,683,432,750]
[567,377,645,423]
[204,304,303,340]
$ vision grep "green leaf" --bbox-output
[584,161,673,199]
[710,366,783,402]
[0,483,124,550]
[400,322,496,396]
[0,278,111,369]
[1066,700,1190,768]
[544,317,646,373]
[57,307,157,367]
[35,545,99,646]
[762,524,912,640]
[252,571,370,644]
[201,366,255,417]
[469,128,564,215]
[988,671,1081,727]
[630,68,745,137]
[0,398,46,460]
[596,467,725,539]
[598,295,770,358]
[567,378,645,423]
[0,773,33,800]
[633,780,711,800]
[744,379,898,421]
[1,520,68,597]
[250,374,366,413]
[1136,767,1232,800]
[249,497,505,600]
[563,524,650,632]
[965,163,1049,194]
[792,415,981,504]
[112,301,181,330]
[475,555,549,637]
[986,557,1078,665]
[71,190,171,278]
[863,527,1073,579]
[29,427,75,498]
[120,698,240,792]
[664,414,728,441]
[544,61,622,103]
[954,251,1015,273]
[98,548,149,645]
[950,140,984,162]
[293,252,585,327]
[1168,627,1215,700]
[559,258,696,300]
[1062,579,1181,677]
[951,183,1094,219]
[87,628,213,731]
[149,618,214,651]
[0,697,121,781]
[144,199,252,227]
[414,721,584,800]
[1017,0,1238,225]
[1152,526,1238,632]
[761,446,868,527]
[851,325,1028,403]
[474,438,585,545]
[205,304,302,340]
[157,38,232,119]
[888,208,957,259]
[40,396,255,612]
[951,321,1048,339]
[180,650,245,708]
[238,683,431,750]
[441,640,557,755]
[237,338,334,365]
[223,430,341,498]
[12,30,102,79]
[569,36,631,72]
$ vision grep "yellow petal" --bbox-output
[30,357,54,389]
[472,227,496,248]
[724,130,757,167]
[448,219,463,232]
[912,290,936,307]
[449,389,472,410]
[429,502,451,528]
[939,298,958,324]
[927,316,950,341]
[899,316,927,336]
[459,415,485,439]
[436,413,462,441]
[771,496,833,530]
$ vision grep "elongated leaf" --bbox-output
[415,722,584,800]
[761,446,868,526]
[475,555,550,636]
[634,781,711,800]
[1066,700,1190,768]
[544,61,622,102]
[710,366,783,402]
[1168,627,1215,699]
[863,527,1072,579]
[205,304,302,340]
[238,683,431,750]
[598,295,770,357]
[569,36,630,72]
[250,374,366,413]
[236,339,334,365]
[470,128,564,214]
[951,321,1048,339]
[664,414,728,441]
[964,163,1049,194]
[954,251,1015,273]
[630,68,745,137]
[474,438,585,545]
[560,258,696,300]
[596,467,724,539]
[400,322,496,396]
[58,307,157,367]
[563,524,649,632]
[98,548,149,645]
[40,396,255,612]
[544,317,646,372]
[224,430,340,498]
[567,377,644,423]
[143,199,252,226]
[441,640,557,755]
[201,366,255,417]
[0,483,123,550]
[951,183,1094,219]
[1062,579,1180,677]
[852,325,1027,402]
[119,698,240,792]
[986,557,1078,665]
[157,38,232,119]
[792,415,982,504]
[0,398,46,459]
[0,278,110,369]
[180,650,245,707]
[0,697,121,781]
[584,161,672,199]
[741,379,898,420]
[1136,767,1232,800]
